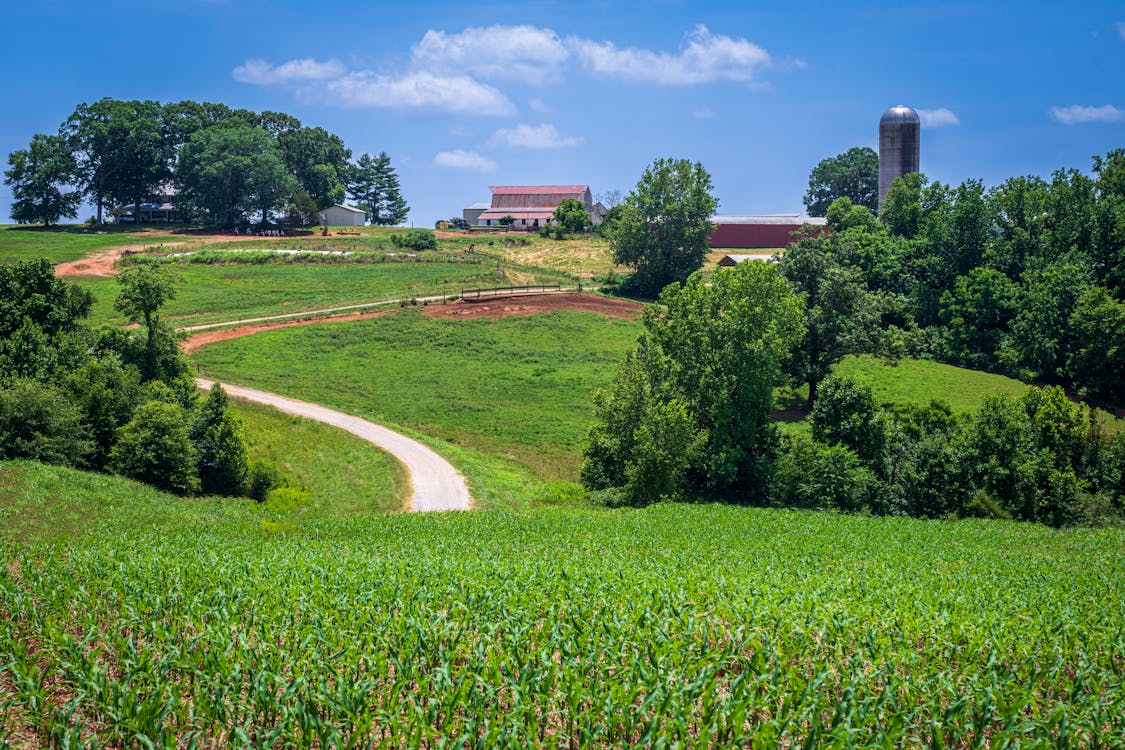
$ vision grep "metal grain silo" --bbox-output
[878,105,920,209]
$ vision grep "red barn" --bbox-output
[708,214,828,249]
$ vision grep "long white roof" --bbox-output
[713,214,827,225]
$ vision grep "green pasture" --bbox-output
[0,224,170,264]
[191,309,642,501]
[2,459,1123,745]
[73,260,543,328]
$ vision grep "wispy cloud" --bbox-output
[490,123,583,149]
[1117,21,1125,40]
[232,58,345,84]
[569,25,770,85]
[413,25,569,84]
[917,108,960,128]
[434,150,496,171]
[693,107,716,119]
[529,97,552,114]
[320,72,515,115]
[1049,104,1124,125]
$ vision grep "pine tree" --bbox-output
[190,383,248,496]
[347,152,408,226]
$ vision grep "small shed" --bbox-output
[717,253,777,268]
[319,204,367,227]
[463,202,491,225]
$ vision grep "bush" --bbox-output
[246,458,282,501]
[810,374,887,474]
[391,229,438,251]
[263,486,309,513]
[0,378,92,466]
[109,400,199,495]
[773,434,877,513]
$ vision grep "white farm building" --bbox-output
[319,204,367,227]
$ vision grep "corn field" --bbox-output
[2,503,1123,747]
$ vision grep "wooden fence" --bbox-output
[460,284,562,301]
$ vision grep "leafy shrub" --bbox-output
[109,400,199,495]
[391,229,438,251]
[773,434,877,512]
[810,374,887,474]
[246,458,282,501]
[263,486,309,513]
[191,384,248,496]
[0,378,92,466]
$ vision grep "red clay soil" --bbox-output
[423,293,643,320]
[54,232,297,278]
[180,310,385,353]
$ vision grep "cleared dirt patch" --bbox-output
[181,310,386,353]
[425,293,643,320]
[54,232,298,277]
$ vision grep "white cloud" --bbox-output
[569,25,770,85]
[917,108,960,128]
[233,58,346,84]
[693,107,716,119]
[529,97,552,114]
[490,123,583,149]
[320,71,515,116]
[434,150,496,171]
[1117,21,1125,40]
[1049,104,1124,125]
[413,25,569,84]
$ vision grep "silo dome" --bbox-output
[878,105,921,209]
[880,105,921,126]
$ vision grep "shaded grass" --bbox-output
[74,261,547,328]
[191,309,642,501]
[232,399,408,515]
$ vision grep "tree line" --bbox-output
[4,98,408,228]
[586,151,1125,525]
[0,259,283,499]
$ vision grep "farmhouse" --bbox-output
[115,184,178,223]
[709,214,827,249]
[475,185,602,228]
[319,204,367,227]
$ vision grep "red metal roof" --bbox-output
[490,185,587,195]
[478,209,556,220]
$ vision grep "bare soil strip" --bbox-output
[423,293,643,320]
[54,232,295,277]
[195,378,471,512]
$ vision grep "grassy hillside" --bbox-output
[2,460,1123,745]
[74,260,556,328]
[0,224,168,264]
[192,309,642,502]
[233,399,408,515]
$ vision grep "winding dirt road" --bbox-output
[196,378,472,512]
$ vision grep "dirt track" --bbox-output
[196,378,471,512]
[180,293,637,353]
[54,232,296,277]
[424,293,642,320]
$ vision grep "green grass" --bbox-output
[836,354,1031,412]
[74,260,549,328]
[2,460,1123,745]
[0,224,170,264]
[192,309,642,500]
[232,399,408,515]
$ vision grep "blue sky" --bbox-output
[2,1,1123,225]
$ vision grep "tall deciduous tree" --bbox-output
[114,264,178,381]
[4,134,82,226]
[175,124,295,228]
[62,98,170,225]
[277,126,350,209]
[611,158,717,298]
[803,146,879,216]
[583,261,805,503]
[779,237,882,405]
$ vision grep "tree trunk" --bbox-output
[808,377,819,408]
